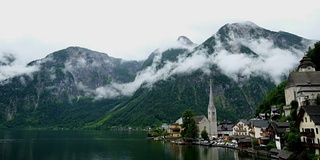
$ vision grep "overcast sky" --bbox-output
[1,0,320,63]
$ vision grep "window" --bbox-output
[305,117,308,122]
[302,118,304,122]
[317,128,319,134]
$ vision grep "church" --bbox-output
[283,55,320,116]
[170,79,218,139]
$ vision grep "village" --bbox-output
[148,55,320,160]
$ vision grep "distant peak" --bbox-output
[177,36,195,46]
[225,21,260,30]
[217,21,266,40]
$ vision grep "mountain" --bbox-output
[0,21,315,129]
[0,47,142,128]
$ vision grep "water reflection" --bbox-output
[0,130,270,160]
[161,141,270,160]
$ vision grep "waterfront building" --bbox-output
[217,120,233,139]
[169,122,182,137]
[232,119,250,137]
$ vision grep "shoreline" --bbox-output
[166,139,274,159]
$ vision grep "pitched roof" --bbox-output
[304,106,320,125]
[217,124,233,131]
[219,120,233,125]
[249,120,269,128]
[269,121,290,135]
[232,119,250,128]
[286,71,320,89]
[193,115,207,123]
[297,105,320,125]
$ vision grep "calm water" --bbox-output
[0,130,270,160]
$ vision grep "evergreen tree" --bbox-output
[181,109,198,139]
[306,41,320,71]
[290,100,298,121]
[201,129,209,140]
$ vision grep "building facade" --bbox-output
[284,56,320,116]
[297,105,320,155]
[232,119,250,136]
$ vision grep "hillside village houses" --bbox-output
[164,55,320,157]
[284,56,320,116]
[283,55,320,155]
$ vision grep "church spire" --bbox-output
[207,79,217,138]
[208,79,214,109]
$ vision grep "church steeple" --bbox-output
[208,79,218,138]
[298,56,316,72]
[208,79,215,110]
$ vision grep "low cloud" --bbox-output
[92,37,307,99]
[213,38,304,84]
[0,51,40,83]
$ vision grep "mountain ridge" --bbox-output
[0,21,316,128]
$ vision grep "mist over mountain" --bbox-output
[0,21,316,128]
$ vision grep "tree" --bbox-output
[306,41,320,71]
[201,129,209,140]
[181,109,198,139]
[290,100,299,120]
[255,81,287,115]
[284,127,301,152]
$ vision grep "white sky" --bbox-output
[1,0,320,62]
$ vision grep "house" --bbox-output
[232,119,250,137]
[267,121,290,150]
[169,122,182,137]
[296,105,320,155]
[248,120,270,144]
[217,120,233,139]
[284,56,320,116]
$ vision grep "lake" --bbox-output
[0,130,270,160]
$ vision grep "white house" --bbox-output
[297,105,320,155]
[232,119,250,136]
